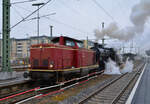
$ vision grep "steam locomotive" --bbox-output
[24,36,120,82]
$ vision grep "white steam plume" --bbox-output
[94,0,150,41]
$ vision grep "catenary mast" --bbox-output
[2,0,11,72]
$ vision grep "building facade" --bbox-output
[0,36,51,63]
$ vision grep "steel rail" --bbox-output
[78,73,127,104]
[0,70,103,104]
[111,63,145,104]
[78,63,145,104]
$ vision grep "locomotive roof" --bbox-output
[52,36,83,43]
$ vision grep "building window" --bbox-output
[17,50,22,52]
[17,43,22,45]
[17,53,22,57]
[17,46,22,48]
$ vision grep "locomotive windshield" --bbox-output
[51,37,59,44]
[65,40,75,47]
[77,42,84,48]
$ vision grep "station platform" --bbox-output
[126,60,150,104]
[0,71,29,88]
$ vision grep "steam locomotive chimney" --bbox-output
[102,22,105,46]
[94,43,98,48]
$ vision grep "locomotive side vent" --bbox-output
[43,59,49,67]
[33,59,39,67]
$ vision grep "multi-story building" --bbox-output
[0,36,51,63]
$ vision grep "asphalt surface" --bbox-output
[132,62,150,104]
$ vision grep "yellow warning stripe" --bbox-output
[31,46,94,52]
[28,65,99,72]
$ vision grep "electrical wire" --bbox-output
[92,0,115,21]
[92,0,122,27]
[11,0,37,5]
[12,0,97,32]
[58,0,99,27]
[24,13,56,21]
[44,17,92,35]
[58,0,81,15]
[10,0,52,30]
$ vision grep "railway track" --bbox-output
[0,80,32,99]
[0,61,145,104]
[78,63,145,104]
[0,71,103,104]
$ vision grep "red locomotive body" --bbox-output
[27,36,99,81]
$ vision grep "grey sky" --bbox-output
[1,0,150,53]
[0,0,139,38]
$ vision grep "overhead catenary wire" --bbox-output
[11,0,37,5]
[24,13,56,21]
[92,0,115,21]
[91,0,122,28]
[44,17,93,36]
[58,0,81,15]
[10,0,52,30]
[58,0,98,27]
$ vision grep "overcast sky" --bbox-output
[1,0,150,54]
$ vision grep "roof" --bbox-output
[52,36,83,43]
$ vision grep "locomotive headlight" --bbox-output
[50,64,53,68]
[40,46,42,48]
[49,61,54,68]
[28,64,31,67]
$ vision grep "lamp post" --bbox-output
[32,3,44,44]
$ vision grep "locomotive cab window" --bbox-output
[77,42,84,48]
[65,40,75,47]
[52,38,59,45]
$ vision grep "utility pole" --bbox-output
[2,0,11,72]
[50,25,53,43]
[32,3,44,44]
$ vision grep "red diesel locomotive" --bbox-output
[24,36,100,82]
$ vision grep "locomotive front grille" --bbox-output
[33,59,39,67]
[43,59,49,67]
